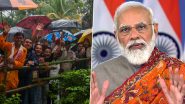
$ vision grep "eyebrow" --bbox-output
[119,21,148,28]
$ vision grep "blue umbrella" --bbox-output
[44,30,76,42]
[44,32,60,42]
[63,30,76,42]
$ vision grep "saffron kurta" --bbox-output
[0,33,27,90]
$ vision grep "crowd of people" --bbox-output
[0,22,91,104]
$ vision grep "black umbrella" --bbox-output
[48,19,81,31]
[0,0,38,23]
[0,0,38,10]
[6,26,32,42]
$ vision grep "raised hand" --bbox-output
[159,67,185,104]
[90,71,109,104]
[2,22,10,35]
[36,23,44,31]
[32,23,44,41]
[79,47,86,55]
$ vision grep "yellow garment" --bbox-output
[0,34,27,90]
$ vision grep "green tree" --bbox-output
[1,0,93,29]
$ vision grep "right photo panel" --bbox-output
[91,0,185,104]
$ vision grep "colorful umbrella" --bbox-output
[44,30,76,42]
[16,15,52,35]
[78,29,92,43]
[44,32,61,42]
[0,0,38,10]
[63,30,76,42]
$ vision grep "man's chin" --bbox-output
[122,48,151,65]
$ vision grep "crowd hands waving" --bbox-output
[1,22,91,82]
[0,21,91,104]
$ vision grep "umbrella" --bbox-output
[44,30,76,42]
[0,0,38,23]
[6,26,32,42]
[48,19,81,31]
[44,32,61,42]
[63,30,76,42]
[74,30,85,38]
[78,29,92,43]
[0,0,38,10]
[16,15,52,36]
[73,30,86,43]
[0,23,3,29]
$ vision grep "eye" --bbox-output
[136,23,147,31]
[120,26,131,33]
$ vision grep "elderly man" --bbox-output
[91,1,185,104]
[0,23,27,90]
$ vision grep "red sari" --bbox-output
[104,48,185,104]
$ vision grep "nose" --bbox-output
[129,28,140,40]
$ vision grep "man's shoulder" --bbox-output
[95,56,124,66]
[93,55,132,72]
[93,55,135,96]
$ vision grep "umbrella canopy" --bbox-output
[0,0,38,10]
[73,30,85,43]
[16,15,52,35]
[63,30,76,42]
[74,30,85,37]
[0,23,3,29]
[78,29,92,43]
[44,30,76,42]
[6,26,32,42]
[48,19,81,31]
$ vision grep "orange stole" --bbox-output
[109,60,185,104]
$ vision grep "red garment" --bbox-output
[105,48,184,104]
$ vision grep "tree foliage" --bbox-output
[0,93,21,104]
[49,69,90,104]
[0,0,93,29]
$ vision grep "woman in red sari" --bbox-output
[91,1,185,104]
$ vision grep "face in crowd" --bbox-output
[13,32,25,47]
[83,39,90,48]
[53,47,62,57]
[43,47,52,59]
[34,44,43,56]
[77,43,84,51]
[115,5,158,65]
[23,39,33,49]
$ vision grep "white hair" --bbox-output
[114,1,155,30]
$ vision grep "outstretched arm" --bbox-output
[0,22,11,50]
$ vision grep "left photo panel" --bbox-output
[0,0,92,104]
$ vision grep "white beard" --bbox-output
[118,32,156,65]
